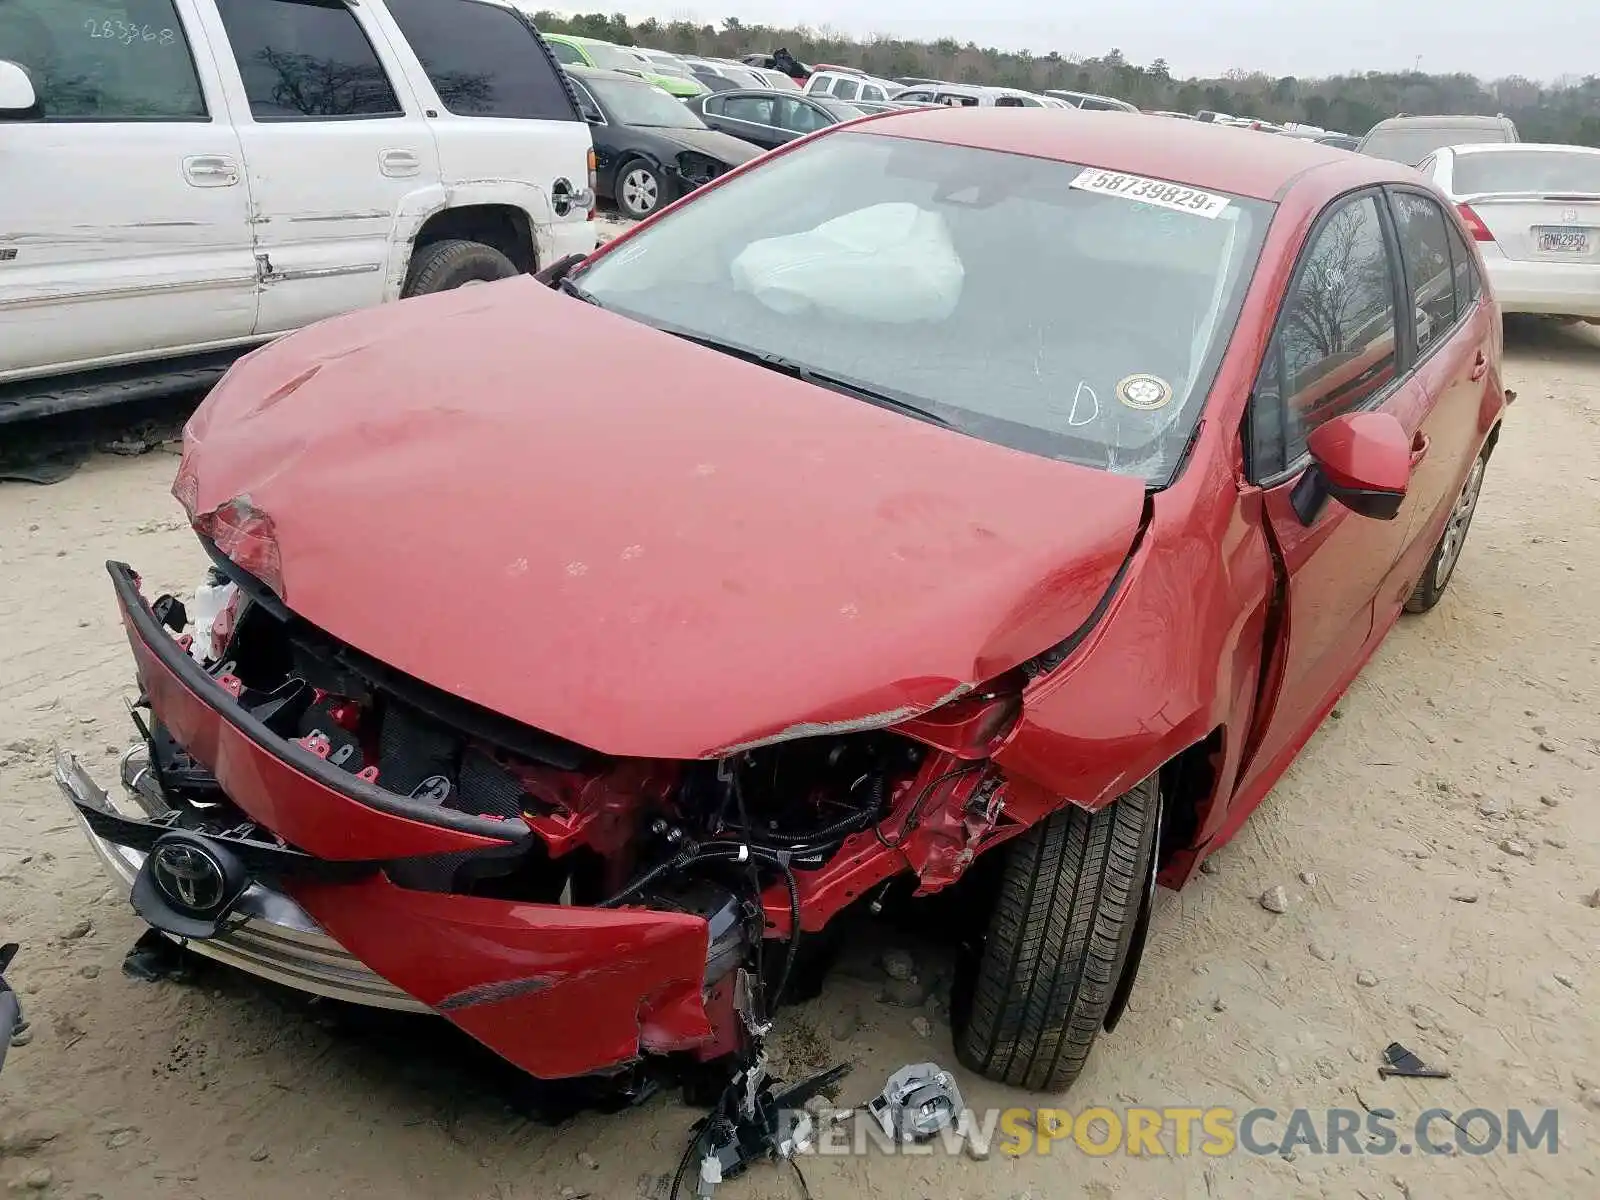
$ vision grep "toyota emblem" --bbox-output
[1562,208,1580,224]
[150,842,227,913]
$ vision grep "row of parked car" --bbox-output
[547,42,1600,334]
[541,45,1157,219]
[1,0,1595,428]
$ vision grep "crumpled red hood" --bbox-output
[181,279,1146,759]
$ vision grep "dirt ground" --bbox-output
[2,320,1598,1200]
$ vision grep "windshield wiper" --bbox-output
[558,276,601,305]
[788,362,958,430]
[655,326,956,429]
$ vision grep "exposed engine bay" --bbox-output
[114,546,1020,1093]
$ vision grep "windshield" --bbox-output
[582,40,645,73]
[588,76,705,128]
[716,66,765,88]
[1454,149,1600,195]
[817,98,865,120]
[642,53,693,79]
[574,132,1271,483]
[547,39,585,67]
[1362,125,1511,165]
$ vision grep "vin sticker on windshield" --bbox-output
[1070,169,1231,218]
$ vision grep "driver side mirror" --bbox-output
[0,60,39,119]
[1292,410,1411,524]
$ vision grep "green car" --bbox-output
[543,34,707,99]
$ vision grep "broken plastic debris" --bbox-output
[1378,1041,1451,1080]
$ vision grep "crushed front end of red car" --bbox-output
[63,557,1032,1079]
[55,281,1150,1086]
[55,558,1062,1081]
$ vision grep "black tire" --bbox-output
[402,239,518,298]
[615,158,668,220]
[1404,447,1488,614]
[953,777,1160,1092]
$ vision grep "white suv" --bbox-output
[804,68,898,104]
[0,0,597,422]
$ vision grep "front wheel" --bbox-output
[952,777,1161,1092]
[1405,449,1488,614]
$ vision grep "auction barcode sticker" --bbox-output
[1070,168,1231,218]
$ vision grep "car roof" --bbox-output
[1370,114,1511,129]
[1048,89,1132,104]
[852,106,1399,202]
[1447,141,1600,156]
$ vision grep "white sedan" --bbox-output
[1417,143,1600,321]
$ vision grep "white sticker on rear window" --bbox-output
[1070,168,1231,218]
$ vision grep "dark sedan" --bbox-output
[686,90,864,151]
[565,67,761,219]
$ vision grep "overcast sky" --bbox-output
[574,2,1582,82]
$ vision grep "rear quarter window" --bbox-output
[385,0,577,120]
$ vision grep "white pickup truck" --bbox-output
[0,0,597,424]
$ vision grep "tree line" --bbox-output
[529,11,1600,145]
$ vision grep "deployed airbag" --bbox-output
[730,203,964,321]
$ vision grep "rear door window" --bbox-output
[215,0,403,119]
[0,0,206,119]
[384,0,576,120]
[722,95,776,125]
[1389,190,1457,355]
[831,77,859,101]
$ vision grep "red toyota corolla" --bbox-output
[57,108,1508,1097]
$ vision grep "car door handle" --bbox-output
[182,155,240,187]
[1410,432,1430,467]
[379,148,421,178]
[1469,351,1488,381]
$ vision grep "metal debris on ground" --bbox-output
[866,1062,964,1143]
